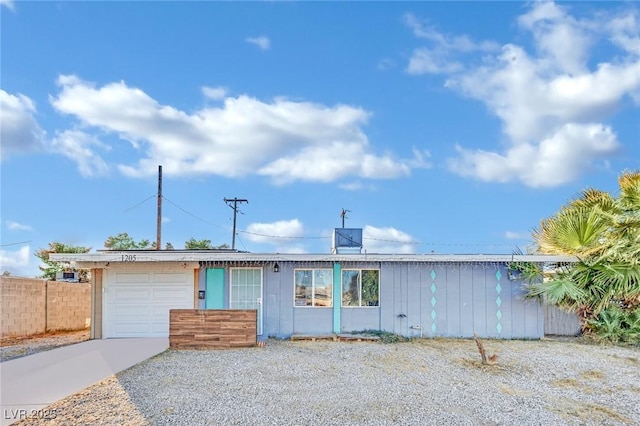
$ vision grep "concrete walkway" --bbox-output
[0,338,168,426]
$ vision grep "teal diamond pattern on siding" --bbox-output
[495,269,503,335]
[430,270,437,334]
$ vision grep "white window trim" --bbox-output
[341,268,380,308]
[293,268,333,308]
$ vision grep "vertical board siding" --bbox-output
[544,304,581,336]
[406,267,422,336]
[459,267,475,337]
[471,266,488,338]
[445,265,461,336]
[197,261,545,340]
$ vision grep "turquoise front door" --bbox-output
[205,268,225,309]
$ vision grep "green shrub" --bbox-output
[587,307,640,344]
[356,330,411,344]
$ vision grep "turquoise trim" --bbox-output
[495,269,503,334]
[333,263,341,333]
[205,268,225,309]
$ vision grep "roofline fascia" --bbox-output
[50,251,578,267]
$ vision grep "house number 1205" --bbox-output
[121,254,137,262]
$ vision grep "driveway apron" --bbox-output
[0,338,168,426]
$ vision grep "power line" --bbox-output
[163,196,227,230]
[237,230,329,240]
[120,193,530,248]
[123,194,157,213]
[0,240,32,247]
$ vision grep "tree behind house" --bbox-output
[35,242,91,281]
[185,237,229,250]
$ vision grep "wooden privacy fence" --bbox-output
[544,304,581,336]
[169,309,257,349]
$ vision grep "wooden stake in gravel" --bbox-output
[473,333,498,365]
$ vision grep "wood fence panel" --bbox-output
[169,309,257,349]
[544,305,581,336]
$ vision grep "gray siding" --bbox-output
[340,308,380,332]
[199,261,545,339]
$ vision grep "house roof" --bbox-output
[50,250,577,267]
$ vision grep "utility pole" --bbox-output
[340,208,350,228]
[156,165,162,250]
[224,197,248,250]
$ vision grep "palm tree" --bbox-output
[526,171,640,335]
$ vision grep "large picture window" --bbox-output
[294,269,333,307]
[342,269,379,307]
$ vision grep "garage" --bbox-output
[104,268,194,338]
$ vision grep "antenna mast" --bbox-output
[340,208,351,228]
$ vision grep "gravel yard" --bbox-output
[0,330,89,362]
[15,337,640,426]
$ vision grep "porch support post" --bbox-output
[333,262,341,334]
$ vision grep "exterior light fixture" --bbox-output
[273,263,280,273]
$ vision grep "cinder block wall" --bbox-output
[0,277,47,337]
[46,281,91,331]
[0,276,90,338]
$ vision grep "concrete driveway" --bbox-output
[0,338,167,426]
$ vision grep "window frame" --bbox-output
[341,269,380,308]
[293,268,334,308]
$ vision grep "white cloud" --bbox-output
[338,181,377,192]
[0,90,46,160]
[243,219,307,253]
[504,231,530,240]
[0,0,15,11]
[420,2,640,187]
[363,225,417,254]
[51,130,110,177]
[51,75,426,184]
[161,216,170,223]
[377,58,396,71]
[0,245,30,270]
[517,1,592,75]
[202,86,228,100]
[244,219,304,244]
[405,13,499,75]
[607,14,640,55]
[449,123,620,187]
[6,221,33,231]
[407,48,463,74]
[246,36,270,51]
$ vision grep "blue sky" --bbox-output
[1,1,639,277]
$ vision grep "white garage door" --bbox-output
[104,269,194,338]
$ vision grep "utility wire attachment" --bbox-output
[224,197,248,250]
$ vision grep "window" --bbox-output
[342,269,379,307]
[230,268,262,309]
[294,269,333,307]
